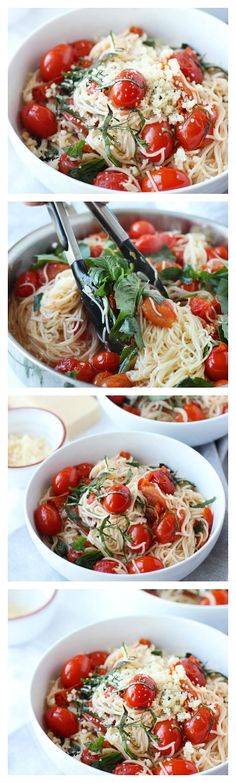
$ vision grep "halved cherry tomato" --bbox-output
[109,69,146,109]
[72,39,94,57]
[206,244,228,260]
[123,404,141,415]
[58,153,83,176]
[135,233,172,255]
[44,706,78,737]
[32,76,62,103]
[119,451,131,459]
[55,688,74,706]
[124,674,157,708]
[52,466,79,495]
[151,718,183,756]
[13,270,40,298]
[127,523,152,552]
[34,502,62,536]
[75,463,93,479]
[129,26,144,35]
[90,244,103,257]
[170,49,203,83]
[80,749,100,766]
[140,121,174,162]
[129,220,156,238]
[128,555,164,573]
[190,296,217,324]
[184,705,213,744]
[147,468,175,495]
[108,396,126,405]
[38,262,67,284]
[95,373,133,387]
[211,589,228,605]
[40,43,75,81]
[203,506,213,533]
[183,402,205,422]
[154,758,198,775]
[66,548,82,563]
[176,107,214,151]
[21,101,57,138]
[142,297,177,327]
[92,170,134,191]
[153,511,179,544]
[180,655,206,686]
[141,167,190,191]
[89,651,108,669]
[61,653,92,688]
[138,479,167,511]
[205,343,228,381]
[180,280,200,292]
[114,762,144,775]
[93,558,125,573]
[92,351,120,372]
[54,358,96,383]
[103,484,131,514]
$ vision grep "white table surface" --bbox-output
[8,8,228,193]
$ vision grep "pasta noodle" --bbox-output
[114,395,228,422]
[154,589,228,605]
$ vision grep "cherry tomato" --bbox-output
[170,50,203,83]
[108,395,126,405]
[190,296,217,324]
[114,762,144,775]
[176,107,214,151]
[211,589,228,605]
[135,233,172,255]
[142,297,177,328]
[215,379,227,386]
[140,121,174,162]
[147,468,175,495]
[103,484,131,514]
[154,758,198,775]
[21,101,57,138]
[75,463,93,479]
[94,371,112,385]
[95,373,133,387]
[129,26,144,35]
[129,220,156,239]
[66,548,82,563]
[72,39,94,57]
[184,705,213,744]
[180,280,199,292]
[44,706,78,737]
[119,451,131,459]
[205,343,228,382]
[92,351,120,372]
[55,688,74,706]
[123,404,141,416]
[89,651,108,669]
[128,523,152,553]
[138,479,167,511]
[92,170,133,191]
[109,69,146,109]
[124,674,157,708]
[61,654,92,687]
[58,153,83,176]
[203,506,214,533]
[93,558,125,573]
[34,502,62,536]
[38,262,67,284]
[54,357,96,383]
[13,270,40,298]
[207,244,228,260]
[52,467,79,496]
[128,555,164,573]
[32,76,62,103]
[90,244,103,257]
[180,655,206,686]
[80,749,100,766]
[183,402,205,422]
[40,43,75,81]
[153,511,179,544]
[152,718,183,756]
[141,167,190,191]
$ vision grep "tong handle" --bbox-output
[47,202,83,263]
[85,202,128,245]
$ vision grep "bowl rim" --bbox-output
[144,590,228,610]
[8,406,66,468]
[103,397,228,427]
[8,588,57,621]
[25,429,226,579]
[8,7,228,194]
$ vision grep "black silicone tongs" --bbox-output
[46,202,123,351]
[85,202,168,299]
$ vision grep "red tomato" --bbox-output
[109,69,146,109]
[54,357,96,383]
[176,107,214,151]
[89,651,108,669]
[103,484,131,514]
[80,749,100,766]
[135,233,171,255]
[183,402,205,422]
[75,463,93,479]
[129,220,156,238]
[38,262,67,284]
[72,39,94,57]
[108,395,126,405]
[215,379,227,386]
[140,121,174,162]
[142,298,177,328]
[128,523,152,553]
[124,674,157,709]
[184,705,213,744]
[203,506,213,533]
[52,467,79,496]
[91,244,103,257]
[44,706,78,737]
[152,718,183,756]
[180,280,199,292]
[128,555,164,573]
[147,468,175,495]
[55,688,73,706]
[114,762,144,775]
[21,102,57,138]
[154,758,198,775]
[141,167,190,191]
[153,511,179,544]
[92,351,120,372]
[32,76,62,102]
[205,343,228,382]
[123,405,141,416]
[40,43,75,81]
[138,479,167,511]
[119,451,131,459]
[95,373,133,387]
[180,655,206,686]
[92,170,133,191]
[93,558,124,573]
[129,26,144,35]
[211,589,228,605]
[207,244,228,260]
[34,502,62,536]
[170,50,203,83]
[58,153,83,176]
[61,654,92,687]
[13,270,40,298]
[190,296,217,324]
[67,548,82,563]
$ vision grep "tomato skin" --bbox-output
[141,167,190,191]
[52,466,79,495]
[32,76,62,102]
[184,705,213,744]
[176,107,214,151]
[21,101,57,138]
[34,502,62,536]
[58,153,83,176]
[180,280,199,293]
[109,69,146,109]
[141,121,174,162]
[135,233,170,255]
[80,749,100,766]
[54,357,96,383]
[108,395,126,405]
[129,220,156,239]
[207,244,228,261]
[153,511,179,544]
[103,484,131,514]
[92,170,133,191]
[38,262,67,284]
[89,650,108,669]
[75,463,93,479]
[44,706,78,738]
[123,404,141,416]
[128,523,152,553]
[190,296,217,324]
[129,26,144,35]
[152,718,183,756]
[184,402,205,422]
[55,688,74,706]
[40,43,75,81]
[128,555,164,573]
[211,589,228,605]
[171,50,203,83]
[138,479,167,511]
[180,655,206,686]
[61,654,92,688]
[93,558,125,573]
[92,351,120,373]
[124,674,157,709]
[154,758,198,775]
[147,468,175,495]
[95,373,133,388]
[142,297,177,328]
[114,762,144,775]
[205,343,228,382]
[14,270,40,298]
[72,39,94,57]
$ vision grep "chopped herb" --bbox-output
[178,378,214,387]
[151,649,162,656]
[33,293,43,312]
[218,317,228,343]
[72,535,87,551]
[119,345,138,372]
[63,139,85,158]
[143,37,156,47]
[78,550,103,569]
[91,751,124,772]
[87,736,104,752]
[54,540,68,557]
[68,157,107,183]
[191,496,216,509]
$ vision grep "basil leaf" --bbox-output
[78,550,103,569]
[33,293,43,312]
[87,736,104,752]
[72,535,87,551]
[54,540,68,557]
[215,277,228,314]
[68,157,107,183]
[152,245,176,262]
[218,317,228,343]
[159,265,182,283]
[92,751,124,772]
[114,273,143,316]
[63,139,85,158]
[191,496,216,509]
[151,649,162,656]
[143,37,156,47]
[119,346,138,372]
[178,377,214,387]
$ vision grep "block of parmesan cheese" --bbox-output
[8,395,100,440]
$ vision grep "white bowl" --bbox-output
[143,590,228,634]
[100,397,228,447]
[8,406,66,489]
[30,614,228,776]
[8,588,57,645]
[8,8,228,194]
[25,430,225,581]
